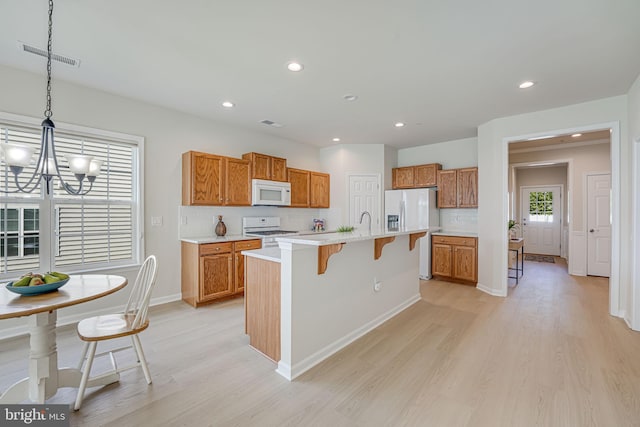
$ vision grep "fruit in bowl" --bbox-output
[12,271,70,287]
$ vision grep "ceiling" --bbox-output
[509,129,611,151]
[1,1,639,149]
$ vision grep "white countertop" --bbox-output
[275,227,438,246]
[431,230,478,238]
[242,247,281,263]
[180,235,260,244]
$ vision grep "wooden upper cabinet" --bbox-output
[457,167,478,208]
[392,163,441,189]
[437,169,458,208]
[242,152,288,182]
[182,151,252,206]
[271,157,287,181]
[437,167,478,209]
[414,163,441,187]
[310,172,330,208]
[182,151,223,205]
[224,158,251,206]
[392,167,415,189]
[287,168,311,208]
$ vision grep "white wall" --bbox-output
[398,137,478,169]
[319,144,389,227]
[477,96,628,305]
[629,73,640,330]
[0,64,322,337]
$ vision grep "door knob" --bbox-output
[589,229,595,233]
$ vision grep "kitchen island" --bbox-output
[243,228,435,380]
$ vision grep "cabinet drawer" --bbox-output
[200,242,233,255]
[432,235,477,247]
[234,239,262,251]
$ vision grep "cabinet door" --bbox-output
[233,239,262,293]
[251,153,271,180]
[393,167,415,189]
[183,152,223,205]
[288,168,310,207]
[453,245,477,282]
[457,167,478,208]
[432,243,453,277]
[271,157,288,181]
[199,254,233,301]
[310,172,330,208]
[414,164,440,187]
[437,169,458,208]
[224,158,251,206]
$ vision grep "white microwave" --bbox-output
[251,179,291,206]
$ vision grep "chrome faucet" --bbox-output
[359,211,372,234]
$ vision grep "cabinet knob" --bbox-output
[216,247,220,251]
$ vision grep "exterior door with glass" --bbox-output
[520,186,561,256]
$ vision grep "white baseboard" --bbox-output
[476,283,507,297]
[282,294,421,381]
[0,293,183,342]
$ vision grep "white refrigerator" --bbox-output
[384,188,439,279]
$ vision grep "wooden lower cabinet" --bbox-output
[181,239,262,307]
[431,235,477,285]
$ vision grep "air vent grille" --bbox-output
[260,119,283,128]
[18,41,80,67]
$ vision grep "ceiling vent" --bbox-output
[18,41,80,67]
[260,119,283,128]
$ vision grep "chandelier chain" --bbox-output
[45,0,53,118]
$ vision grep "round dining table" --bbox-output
[0,274,128,404]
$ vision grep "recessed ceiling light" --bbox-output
[287,62,303,72]
[395,122,405,128]
[343,94,358,101]
[571,133,582,137]
[221,101,235,108]
[519,81,535,89]
[332,137,341,142]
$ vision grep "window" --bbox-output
[0,112,143,277]
[528,191,553,223]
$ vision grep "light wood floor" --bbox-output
[2,259,639,426]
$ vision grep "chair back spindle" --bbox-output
[124,255,158,329]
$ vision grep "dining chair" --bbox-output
[74,255,158,410]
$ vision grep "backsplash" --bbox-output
[439,208,478,232]
[178,206,329,237]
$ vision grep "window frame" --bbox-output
[0,111,144,277]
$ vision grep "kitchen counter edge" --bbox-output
[431,230,478,238]
[275,227,440,247]
[180,235,260,244]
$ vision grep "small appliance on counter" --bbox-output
[384,188,439,279]
[242,216,299,247]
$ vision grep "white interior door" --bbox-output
[348,174,380,230]
[520,186,561,256]
[587,173,611,277]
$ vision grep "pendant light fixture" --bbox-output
[0,0,101,195]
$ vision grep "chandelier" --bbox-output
[0,0,101,196]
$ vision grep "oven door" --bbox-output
[251,179,291,206]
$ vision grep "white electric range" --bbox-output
[242,217,299,248]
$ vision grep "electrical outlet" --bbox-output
[151,216,163,226]
[373,277,382,292]
[180,216,187,225]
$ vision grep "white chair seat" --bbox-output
[78,314,149,341]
